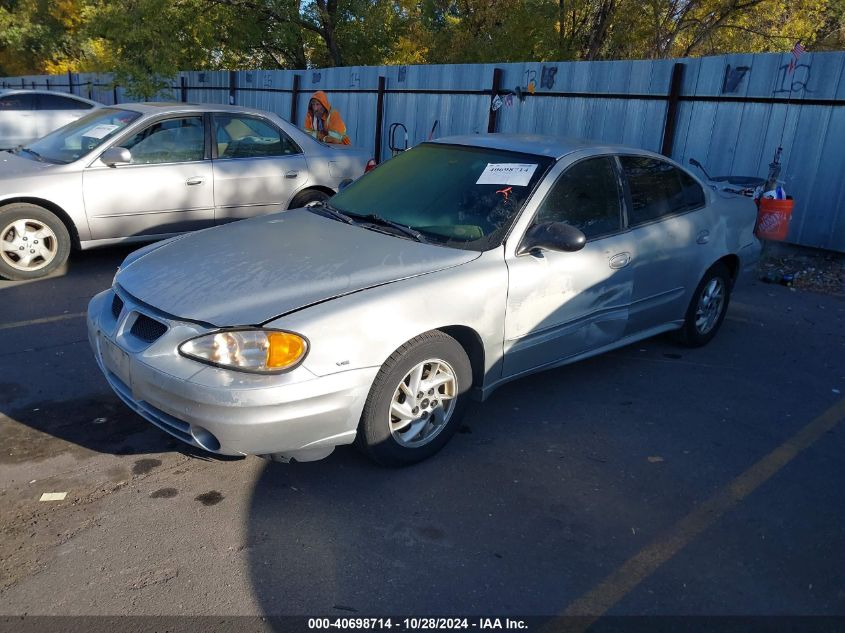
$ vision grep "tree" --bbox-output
[86,0,278,98]
[0,0,93,76]
[604,0,831,60]
[1,0,842,91]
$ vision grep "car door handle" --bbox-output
[609,253,631,269]
[696,230,711,244]
[186,177,205,186]
[285,171,299,179]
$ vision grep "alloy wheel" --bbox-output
[695,277,726,335]
[0,218,59,272]
[388,358,458,448]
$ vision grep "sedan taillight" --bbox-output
[365,159,377,173]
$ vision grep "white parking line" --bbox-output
[0,312,86,331]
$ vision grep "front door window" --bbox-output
[121,117,205,164]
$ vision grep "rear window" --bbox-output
[38,93,93,110]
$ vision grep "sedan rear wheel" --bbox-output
[677,262,732,347]
[289,188,330,209]
[356,331,472,466]
[0,204,71,281]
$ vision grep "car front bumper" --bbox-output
[87,287,378,460]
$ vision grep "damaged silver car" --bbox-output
[88,135,760,466]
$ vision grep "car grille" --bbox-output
[130,314,168,343]
[111,294,124,320]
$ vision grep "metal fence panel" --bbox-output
[3,52,845,251]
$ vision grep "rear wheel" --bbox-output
[677,262,732,347]
[356,331,472,467]
[0,204,71,281]
[289,189,330,209]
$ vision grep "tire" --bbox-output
[289,188,330,209]
[356,331,473,467]
[676,262,732,347]
[0,203,71,281]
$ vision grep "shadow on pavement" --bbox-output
[1,242,243,461]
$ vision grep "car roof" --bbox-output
[111,102,276,116]
[429,134,667,161]
[0,88,99,103]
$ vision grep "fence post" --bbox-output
[67,71,74,95]
[21,78,25,89]
[290,74,301,124]
[374,76,386,163]
[229,70,237,105]
[181,76,187,102]
[661,63,685,157]
[113,84,119,104]
[46,78,51,91]
[487,68,503,133]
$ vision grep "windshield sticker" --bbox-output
[476,163,538,187]
[83,124,120,139]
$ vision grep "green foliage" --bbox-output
[0,0,93,75]
[1,0,843,95]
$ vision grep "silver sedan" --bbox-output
[0,102,372,280]
[87,135,760,466]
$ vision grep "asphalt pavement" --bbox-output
[1,245,844,629]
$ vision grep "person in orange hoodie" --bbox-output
[304,91,350,145]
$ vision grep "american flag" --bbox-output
[787,41,805,74]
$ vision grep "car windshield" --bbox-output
[330,143,554,251]
[24,108,142,164]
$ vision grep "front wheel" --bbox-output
[0,204,71,281]
[356,331,472,467]
[677,262,732,347]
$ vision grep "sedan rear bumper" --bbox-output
[87,288,377,460]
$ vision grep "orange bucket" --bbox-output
[755,198,794,241]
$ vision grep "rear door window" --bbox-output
[679,168,706,209]
[619,156,702,226]
[212,115,301,158]
[533,157,623,239]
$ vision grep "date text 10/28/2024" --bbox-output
[308,618,528,630]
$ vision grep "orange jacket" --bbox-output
[304,91,350,145]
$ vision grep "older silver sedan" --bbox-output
[87,135,760,466]
[0,102,372,280]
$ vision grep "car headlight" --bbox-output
[178,328,308,373]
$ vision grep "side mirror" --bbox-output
[101,147,131,167]
[518,222,586,255]
[338,178,354,191]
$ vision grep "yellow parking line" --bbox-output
[561,396,845,626]
[0,312,86,331]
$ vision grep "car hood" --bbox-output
[116,209,480,326]
[0,150,62,178]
